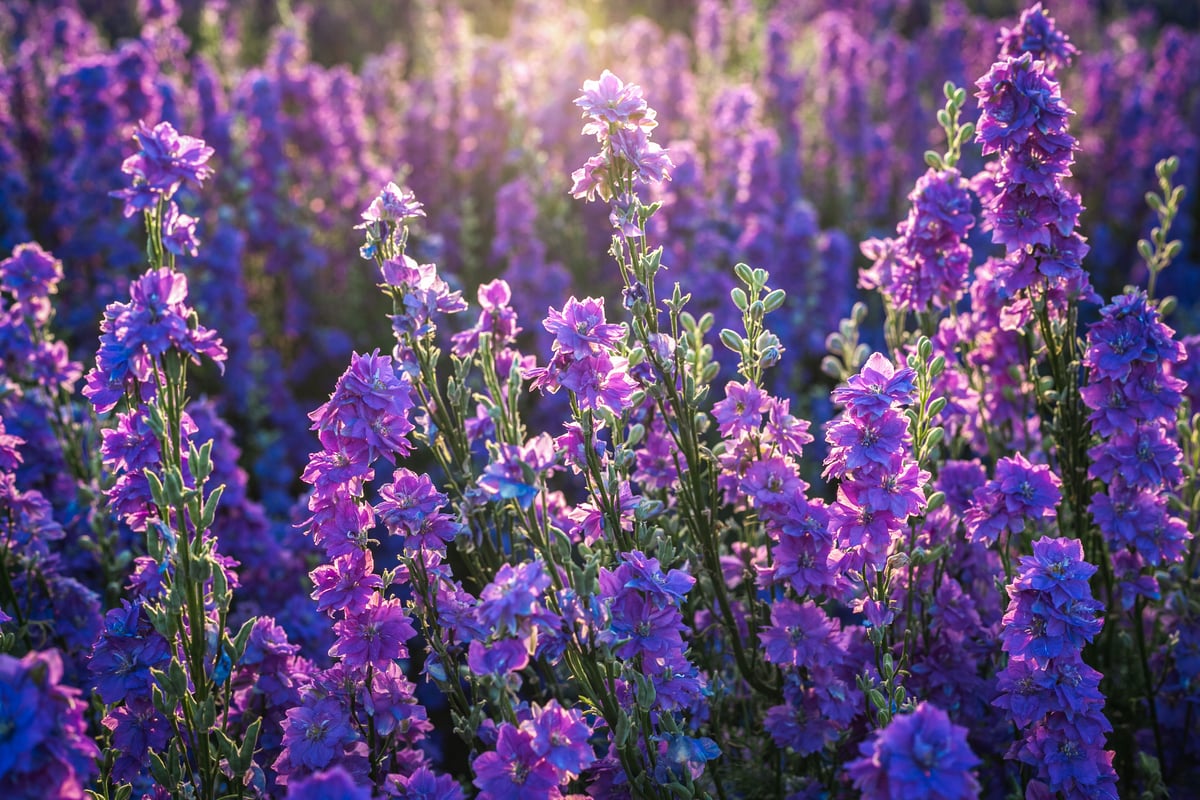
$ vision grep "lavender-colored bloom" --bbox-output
[467,637,530,677]
[381,256,467,338]
[358,181,424,227]
[559,353,638,414]
[161,201,199,257]
[476,561,554,637]
[478,433,560,509]
[713,380,769,438]
[574,70,656,136]
[846,702,980,800]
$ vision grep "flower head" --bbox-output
[846,702,980,800]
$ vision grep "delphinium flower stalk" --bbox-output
[973,15,1095,546]
[1079,158,1190,772]
[83,121,262,800]
[824,349,931,728]
[860,82,976,343]
[993,537,1117,799]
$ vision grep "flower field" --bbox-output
[2,1,1200,798]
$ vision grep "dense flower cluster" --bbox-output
[2,4,1200,798]
[974,44,1091,321]
[861,167,975,312]
[825,352,926,573]
[1083,290,1190,585]
[994,538,1117,799]
[0,649,100,797]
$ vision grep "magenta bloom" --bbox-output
[831,352,916,415]
[846,702,980,800]
[330,596,417,668]
[542,296,624,358]
[309,349,416,464]
[310,551,382,614]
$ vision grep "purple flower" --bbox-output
[473,723,560,800]
[542,297,625,359]
[559,353,638,414]
[574,70,656,137]
[310,551,383,615]
[653,732,721,784]
[381,256,468,338]
[476,561,554,637]
[103,702,171,783]
[285,766,372,800]
[824,410,911,476]
[975,54,1071,157]
[330,596,417,669]
[760,599,836,668]
[846,702,980,800]
[83,268,227,414]
[88,600,171,704]
[119,119,215,197]
[0,649,100,797]
[998,3,1079,74]
[309,349,416,464]
[1,243,62,318]
[467,637,530,677]
[524,700,596,777]
[161,201,200,257]
[478,433,560,509]
[713,380,769,437]
[279,696,355,772]
[614,550,695,607]
[358,181,424,227]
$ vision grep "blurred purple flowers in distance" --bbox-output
[1,1,1199,798]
